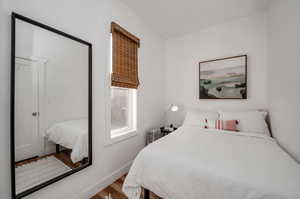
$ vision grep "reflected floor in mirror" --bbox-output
[15,150,88,194]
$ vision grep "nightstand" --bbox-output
[160,126,177,136]
[146,126,177,145]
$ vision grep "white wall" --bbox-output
[0,0,165,198]
[164,13,268,125]
[15,20,34,58]
[267,0,300,162]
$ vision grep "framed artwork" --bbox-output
[199,55,247,99]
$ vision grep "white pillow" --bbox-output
[183,111,219,127]
[219,110,270,136]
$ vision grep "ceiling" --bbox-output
[122,0,271,38]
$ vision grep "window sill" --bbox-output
[105,129,138,146]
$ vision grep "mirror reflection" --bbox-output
[14,18,90,195]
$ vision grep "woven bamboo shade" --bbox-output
[111,22,140,89]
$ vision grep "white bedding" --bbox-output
[45,119,88,163]
[123,126,300,199]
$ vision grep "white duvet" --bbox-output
[45,119,88,163]
[123,126,300,199]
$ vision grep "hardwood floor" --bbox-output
[15,150,83,169]
[54,150,83,168]
[91,174,161,199]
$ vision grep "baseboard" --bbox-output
[76,161,133,199]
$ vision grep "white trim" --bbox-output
[75,161,133,199]
[108,87,138,146]
[105,130,138,146]
[111,126,132,135]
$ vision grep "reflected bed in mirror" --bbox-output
[11,13,92,199]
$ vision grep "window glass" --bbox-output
[111,87,130,131]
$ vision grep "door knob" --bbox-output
[32,112,38,116]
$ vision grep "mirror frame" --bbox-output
[10,12,93,199]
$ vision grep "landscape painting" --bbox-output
[199,55,247,99]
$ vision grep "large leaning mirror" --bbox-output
[11,13,92,199]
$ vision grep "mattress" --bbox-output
[123,126,300,199]
[45,119,88,163]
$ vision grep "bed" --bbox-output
[45,119,88,163]
[123,119,300,199]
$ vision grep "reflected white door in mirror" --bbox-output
[15,58,42,162]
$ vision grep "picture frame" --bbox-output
[199,55,247,99]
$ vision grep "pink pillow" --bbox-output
[204,119,238,132]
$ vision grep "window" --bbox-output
[110,22,140,138]
[111,87,136,137]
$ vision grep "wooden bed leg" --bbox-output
[56,144,60,154]
[144,189,150,199]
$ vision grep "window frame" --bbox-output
[110,86,137,139]
[105,86,137,146]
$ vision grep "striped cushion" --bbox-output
[204,119,238,132]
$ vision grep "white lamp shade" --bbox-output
[170,105,179,112]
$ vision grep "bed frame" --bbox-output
[56,144,88,164]
[144,189,150,199]
[56,144,60,154]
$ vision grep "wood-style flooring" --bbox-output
[15,150,82,169]
[91,174,161,199]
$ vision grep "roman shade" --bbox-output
[111,22,140,89]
